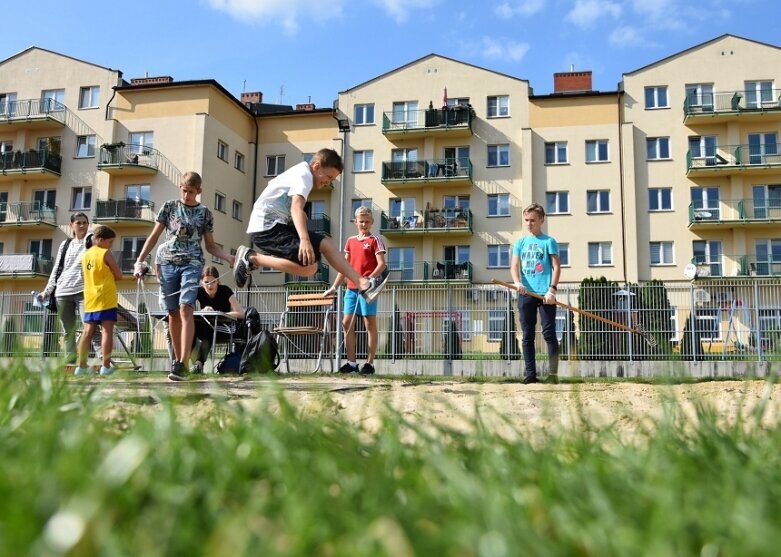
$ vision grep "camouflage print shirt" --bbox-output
[154,200,214,267]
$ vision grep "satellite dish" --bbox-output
[683,263,697,279]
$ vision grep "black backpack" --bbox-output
[239,329,280,374]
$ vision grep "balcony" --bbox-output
[382,106,474,139]
[686,144,781,177]
[739,255,781,277]
[111,251,153,275]
[380,158,473,189]
[683,90,781,125]
[308,213,331,237]
[385,261,473,282]
[380,208,473,237]
[94,199,156,226]
[0,202,57,228]
[0,98,66,129]
[97,143,160,175]
[431,260,472,281]
[386,261,430,282]
[0,253,53,277]
[688,199,781,230]
[0,150,62,181]
[285,262,329,284]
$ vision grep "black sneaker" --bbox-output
[359,363,375,375]
[339,362,358,374]
[361,272,389,304]
[233,245,257,288]
[522,374,539,385]
[168,361,187,381]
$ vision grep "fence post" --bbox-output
[753,280,764,361]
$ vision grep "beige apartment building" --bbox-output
[1,34,780,300]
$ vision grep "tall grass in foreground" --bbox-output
[1,364,780,556]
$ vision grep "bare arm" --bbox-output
[135,221,165,264]
[290,194,314,266]
[371,251,387,277]
[203,232,236,267]
[104,250,123,281]
[227,294,245,320]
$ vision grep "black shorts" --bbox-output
[250,223,324,265]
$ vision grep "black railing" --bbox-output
[0,150,62,174]
[97,144,160,171]
[0,253,53,275]
[0,202,57,225]
[95,199,156,221]
[0,98,66,123]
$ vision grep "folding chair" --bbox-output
[274,293,337,373]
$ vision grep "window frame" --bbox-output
[75,135,96,158]
[646,137,671,160]
[586,190,611,214]
[588,242,613,266]
[558,243,570,267]
[644,86,669,109]
[265,154,286,176]
[232,200,242,221]
[217,140,228,162]
[78,85,100,109]
[487,244,511,268]
[353,150,374,172]
[545,141,568,165]
[487,144,509,167]
[71,186,92,211]
[650,241,674,266]
[487,193,510,217]
[234,151,245,172]
[585,139,609,163]
[649,187,673,211]
[354,103,375,125]
[214,191,226,213]
[487,95,509,118]
[546,191,569,215]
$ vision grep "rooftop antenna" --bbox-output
[242,79,246,93]
[278,84,284,104]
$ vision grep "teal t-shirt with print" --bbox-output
[512,234,558,295]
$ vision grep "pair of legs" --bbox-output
[77,317,115,369]
[191,321,231,364]
[342,289,378,365]
[56,293,100,363]
[159,263,201,369]
[518,294,559,379]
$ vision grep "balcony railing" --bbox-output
[688,199,781,225]
[431,261,473,281]
[97,143,160,173]
[740,255,781,277]
[111,251,152,274]
[0,202,57,226]
[0,98,66,125]
[0,253,53,276]
[686,144,781,173]
[308,213,331,236]
[380,208,473,234]
[690,256,724,278]
[94,199,156,223]
[684,90,781,118]
[386,261,430,282]
[0,150,62,175]
[382,106,473,135]
[380,158,473,184]
[285,262,329,284]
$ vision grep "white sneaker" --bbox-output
[361,272,389,304]
[99,365,116,376]
[74,366,92,376]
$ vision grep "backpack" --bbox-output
[237,306,262,342]
[216,351,242,374]
[239,329,280,374]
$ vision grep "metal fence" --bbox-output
[2,279,781,365]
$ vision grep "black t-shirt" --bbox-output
[196,284,234,313]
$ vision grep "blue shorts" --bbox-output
[343,288,377,317]
[84,308,118,323]
[158,263,202,311]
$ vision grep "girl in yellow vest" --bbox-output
[75,225,123,376]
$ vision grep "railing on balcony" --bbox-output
[684,90,781,117]
[690,256,724,278]
[97,143,161,172]
[0,202,57,226]
[382,105,473,133]
[0,98,66,124]
[740,254,781,277]
[431,261,472,281]
[0,150,62,175]
[380,158,473,183]
[285,262,329,284]
[386,261,430,282]
[94,199,156,222]
[381,208,473,234]
[111,251,152,274]
[0,253,53,276]
[689,199,781,225]
[308,213,331,236]
[686,144,781,172]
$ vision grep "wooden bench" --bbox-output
[274,293,337,373]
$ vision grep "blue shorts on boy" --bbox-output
[84,308,118,323]
[343,289,377,317]
[158,264,201,310]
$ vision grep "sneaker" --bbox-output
[192,361,204,374]
[361,271,390,304]
[522,374,539,385]
[339,362,358,374]
[74,366,92,376]
[99,365,116,376]
[233,245,257,288]
[545,374,560,385]
[359,362,375,375]
[168,361,187,382]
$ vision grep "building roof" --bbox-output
[0,46,122,76]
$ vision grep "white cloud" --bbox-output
[206,0,344,34]
[480,37,531,62]
[609,25,646,47]
[375,0,439,24]
[565,0,622,28]
[494,0,546,19]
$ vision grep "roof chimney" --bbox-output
[295,103,316,111]
[241,91,262,105]
[130,76,174,86]
[553,70,593,93]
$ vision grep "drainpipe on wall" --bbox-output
[617,90,628,285]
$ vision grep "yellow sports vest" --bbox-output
[82,246,117,312]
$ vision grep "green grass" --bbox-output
[1,362,781,556]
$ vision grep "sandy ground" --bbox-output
[95,375,781,442]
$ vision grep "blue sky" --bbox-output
[2,0,777,107]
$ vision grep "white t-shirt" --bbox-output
[246,161,314,234]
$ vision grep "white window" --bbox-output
[546,191,569,214]
[76,135,96,158]
[588,242,613,266]
[691,187,720,220]
[487,95,509,118]
[586,190,610,213]
[751,184,781,219]
[78,86,100,109]
[129,131,154,153]
[558,243,570,266]
[266,155,285,176]
[214,191,226,213]
[387,247,415,281]
[354,104,375,125]
[488,310,504,342]
[353,150,374,172]
[685,83,714,111]
[121,237,147,270]
[488,244,511,268]
[391,101,418,127]
[754,239,781,275]
[585,140,609,163]
[389,197,416,221]
[235,151,245,172]
[689,135,718,165]
[41,89,64,111]
[126,184,151,203]
[487,144,509,167]
[650,241,674,265]
[232,200,242,221]
[217,140,228,162]
[644,86,669,109]
[647,137,670,160]
[30,238,53,259]
[545,142,568,164]
[747,133,778,165]
[487,193,510,216]
[71,187,91,211]
[0,93,17,116]
[745,80,774,108]
[649,188,673,211]
[443,195,470,211]
[693,240,723,276]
